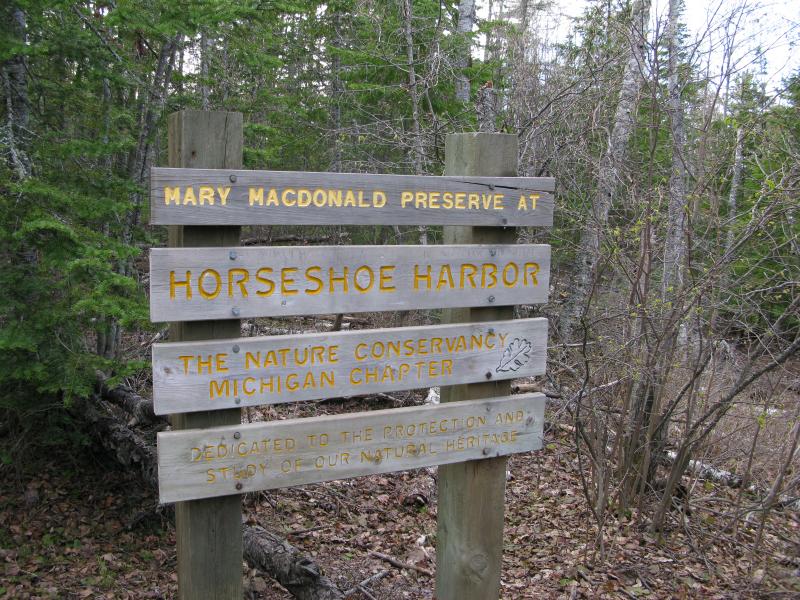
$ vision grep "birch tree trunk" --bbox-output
[200,31,210,110]
[455,0,476,104]
[725,127,744,257]
[401,0,427,245]
[1,4,31,180]
[560,0,652,342]
[663,0,687,297]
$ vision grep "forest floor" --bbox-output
[2,391,799,599]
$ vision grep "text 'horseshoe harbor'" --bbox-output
[149,244,551,322]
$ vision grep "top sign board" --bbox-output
[150,168,554,227]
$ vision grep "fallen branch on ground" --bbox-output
[368,551,433,577]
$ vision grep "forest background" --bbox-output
[0,0,798,597]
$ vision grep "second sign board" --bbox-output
[152,318,547,415]
[150,244,551,322]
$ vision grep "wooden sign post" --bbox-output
[167,110,244,600]
[437,133,520,600]
[149,124,554,599]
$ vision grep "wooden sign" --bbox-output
[157,393,545,503]
[152,318,547,415]
[150,167,554,227]
[149,244,551,322]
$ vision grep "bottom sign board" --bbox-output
[157,393,545,503]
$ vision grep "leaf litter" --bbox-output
[1,395,798,599]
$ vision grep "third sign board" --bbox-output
[150,244,551,322]
[152,318,548,415]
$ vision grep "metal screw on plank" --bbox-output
[485,371,492,379]
[235,482,243,490]
[502,218,508,225]
[232,344,240,353]
[234,397,241,405]
[482,447,491,456]
[490,248,496,257]
[234,431,241,440]
[487,328,494,335]
[232,307,240,316]
[229,174,237,183]
[229,250,237,260]
[488,295,495,303]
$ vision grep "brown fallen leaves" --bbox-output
[2,395,798,599]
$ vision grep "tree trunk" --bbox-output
[663,0,687,297]
[200,31,210,110]
[560,0,652,342]
[455,0,476,103]
[1,4,31,180]
[400,0,428,246]
[725,127,744,257]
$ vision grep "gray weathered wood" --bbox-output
[149,244,551,322]
[166,110,243,600]
[150,167,554,226]
[437,132,525,600]
[158,393,545,503]
[152,318,548,415]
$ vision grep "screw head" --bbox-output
[234,397,241,404]
[229,250,237,260]
[234,431,241,440]
[487,328,494,335]
[229,174,237,183]
[490,248,497,257]
[232,344,240,353]
[488,295,495,303]
[232,307,240,317]
[485,371,492,379]
[235,482,243,490]
[482,447,490,456]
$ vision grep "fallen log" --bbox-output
[244,526,343,600]
[76,392,344,599]
[96,373,159,426]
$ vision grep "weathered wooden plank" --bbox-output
[150,167,554,227]
[152,318,547,415]
[437,132,520,600]
[166,110,244,600]
[157,393,545,503]
[149,244,551,322]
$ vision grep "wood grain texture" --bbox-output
[157,393,545,503]
[149,243,551,322]
[437,132,526,600]
[150,167,554,226]
[166,110,244,600]
[152,318,548,415]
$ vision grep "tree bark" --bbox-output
[1,4,31,180]
[663,0,687,296]
[455,0,476,103]
[725,126,744,258]
[560,0,652,342]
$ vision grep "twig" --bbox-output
[368,551,433,577]
[287,524,332,537]
[343,570,389,598]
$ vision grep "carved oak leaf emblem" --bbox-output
[496,338,532,373]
